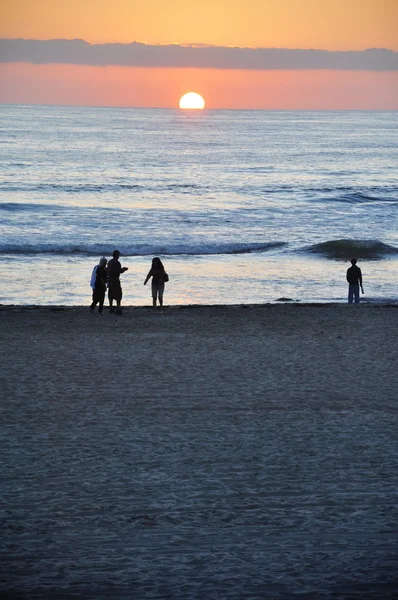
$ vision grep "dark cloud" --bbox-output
[0,39,397,70]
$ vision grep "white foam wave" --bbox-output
[0,241,287,257]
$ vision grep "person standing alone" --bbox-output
[346,258,364,304]
[107,250,128,315]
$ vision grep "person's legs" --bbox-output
[151,281,157,307]
[348,284,360,304]
[90,290,98,311]
[98,288,105,314]
[158,283,164,307]
[108,287,114,312]
[115,284,123,315]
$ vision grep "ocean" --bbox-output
[1,105,397,306]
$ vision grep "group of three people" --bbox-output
[90,250,168,314]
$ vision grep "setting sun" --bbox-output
[179,92,205,109]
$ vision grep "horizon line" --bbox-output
[1,102,397,112]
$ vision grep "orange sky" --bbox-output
[1,0,397,50]
[1,64,397,110]
[1,0,397,109]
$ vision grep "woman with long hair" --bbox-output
[144,257,168,308]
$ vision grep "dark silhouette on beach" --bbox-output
[89,257,108,314]
[107,250,128,315]
[346,258,364,304]
[144,257,168,308]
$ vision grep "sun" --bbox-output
[179,92,205,110]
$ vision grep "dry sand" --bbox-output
[1,304,398,599]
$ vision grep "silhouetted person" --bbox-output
[90,256,108,314]
[144,257,168,308]
[346,258,364,304]
[107,250,128,315]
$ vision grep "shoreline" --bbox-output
[2,300,398,309]
[2,252,398,308]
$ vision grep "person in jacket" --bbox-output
[90,257,108,314]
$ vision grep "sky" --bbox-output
[0,0,397,109]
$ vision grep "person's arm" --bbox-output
[346,268,350,283]
[116,260,128,274]
[359,268,364,293]
[144,269,152,285]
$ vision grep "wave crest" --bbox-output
[308,239,398,260]
[0,241,286,257]
[312,186,398,204]
[0,182,206,194]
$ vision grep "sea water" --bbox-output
[1,105,397,305]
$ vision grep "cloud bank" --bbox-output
[1,39,397,71]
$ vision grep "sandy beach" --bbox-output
[1,303,398,599]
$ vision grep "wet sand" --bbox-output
[1,304,398,599]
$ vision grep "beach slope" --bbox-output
[1,304,397,599]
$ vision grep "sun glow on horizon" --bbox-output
[179,92,205,109]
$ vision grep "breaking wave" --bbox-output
[0,202,57,212]
[0,241,287,257]
[312,186,398,204]
[0,182,205,194]
[307,239,398,260]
